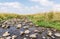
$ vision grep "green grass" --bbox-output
[28,18,60,30]
[27,12,60,30]
[0,12,60,30]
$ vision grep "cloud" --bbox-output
[30,0,60,12]
[0,2,42,14]
[29,0,54,6]
[0,0,60,14]
[0,2,23,8]
[53,4,60,11]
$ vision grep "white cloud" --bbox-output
[30,0,60,12]
[30,0,54,6]
[0,2,42,14]
[0,0,60,14]
[53,4,60,11]
[0,2,23,8]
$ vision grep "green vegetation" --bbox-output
[0,12,60,30]
[0,13,25,21]
[27,12,60,30]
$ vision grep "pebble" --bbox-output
[2,25,5,28]
[47,30,52,36]
[2,24,10,29]
[23,38,27,39]
[12,35,17,39]
[26,35,29,37]
[29,34,37,38]
[20,31,24,35]
[54,33,60,37]
[51,36,55,39]
[34,30,39,33]
[16,24,22,29]
[23,26,29,29]
[42,36,46,39]
[24,30,30,34]
[3,31,10,37]
[6,36,11,39]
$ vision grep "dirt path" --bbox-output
[0,18,60,39]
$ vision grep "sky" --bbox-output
[0,0,60,14]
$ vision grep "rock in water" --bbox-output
[23,26,29,29]
[12,35,17,39]
[34,30,39,33]
[23,38,27,39]
[3,31,10,37]
[42,36,46,39]
[20,31,24,35]
[54,33,60,37]
[6,36,11,39]
[24,30,30,34]
[47,30,52,36]
[16,24,22,29]
[2,25,5,28]
[29,34,37,38]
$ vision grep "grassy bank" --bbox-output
[0,13,25,21]
[0,12,60,30]
[27,12,60,30]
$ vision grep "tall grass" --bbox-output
[27,12,60,30]
[0,12,60,30]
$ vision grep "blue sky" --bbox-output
[0,0,60,14]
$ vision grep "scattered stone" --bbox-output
[54,33,60,37]
[5,25,10,29]
[29,23,33,26]
[23,26,29,29]
[2,25,5,28]
[16,24,22,29]
[29,34,37,38]
[26,35,29,37]
[34,30,39,33]
[23,37,27,39]
[51,36,55,39]
[42,36,46,39]
[0,18,60,39]
[24,30,30,34]
[20,31,24,35]
[47,30,52,36]
[3,31,10,37]
[6,36,11,39]
[12,35,17,39]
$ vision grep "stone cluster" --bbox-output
[0,18,60,39]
